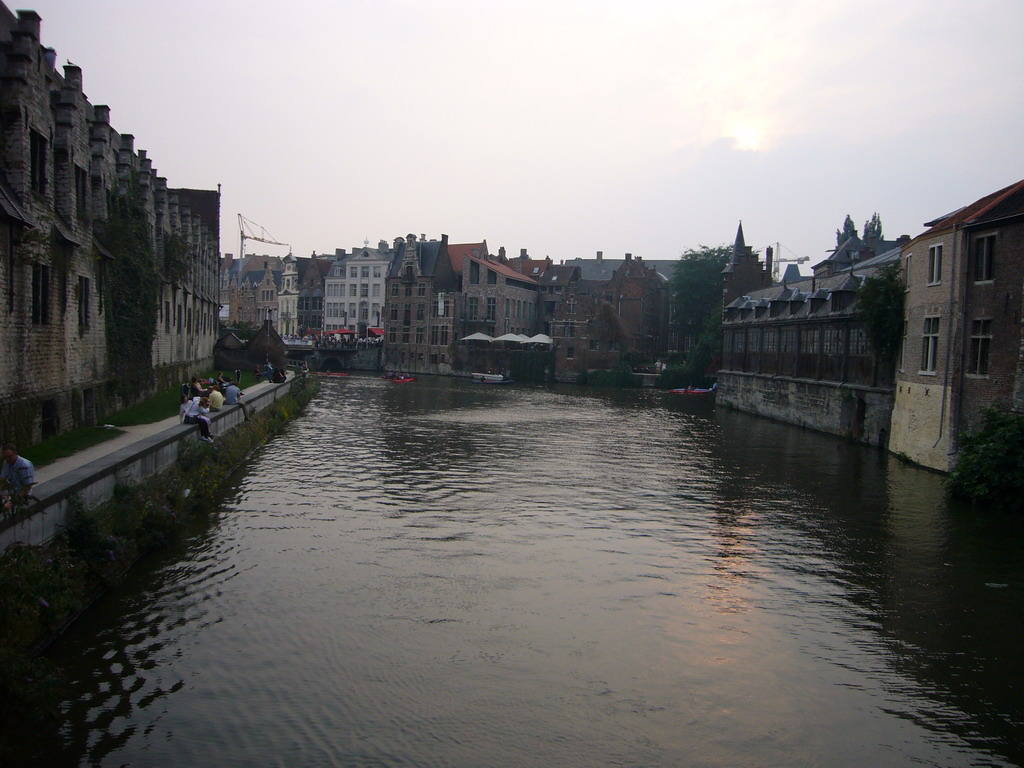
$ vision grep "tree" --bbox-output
[836,214,858,246]
[863,212,883,242]
[947,407,1024,512]
[855,263,904,363]
[670,244,731,340]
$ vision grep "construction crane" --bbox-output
[770,242,809,280]
[238,214,290,261]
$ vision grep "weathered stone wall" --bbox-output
[718,371,894,447]
[0,6,218,447]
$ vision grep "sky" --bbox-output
[21,0,1024,272]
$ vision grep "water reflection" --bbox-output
[7,375,1022,768]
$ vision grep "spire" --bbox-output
[733,221,746,257]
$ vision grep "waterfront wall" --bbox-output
[0,378,301,550]
[717,371,893,447]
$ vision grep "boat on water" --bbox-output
[668,382,717,396]
[383,372,416,383]
[471,372,513,384]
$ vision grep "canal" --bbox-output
[14,375,1024,767]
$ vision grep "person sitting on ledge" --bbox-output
[208,384,225,411]
[182,396,214,442]
[1,442,36,514]
[189,376,210,398]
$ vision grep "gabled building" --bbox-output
[889,179,1024,471]
[324,240,397,334]
[383,234,459,374]
[456,244,539,339]
[277,252,299,336]
[296,252,331,333]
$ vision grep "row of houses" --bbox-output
[0,6,219,447]
[718,178,1024,473]
[221,235,679,381]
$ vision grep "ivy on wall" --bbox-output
[98,175,160,397]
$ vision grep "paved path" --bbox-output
[32,381,275,486]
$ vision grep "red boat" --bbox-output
[383,372,416,383]
[669,383,717,396]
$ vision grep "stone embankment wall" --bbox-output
[0,378,301,550]
[718,371,894,448]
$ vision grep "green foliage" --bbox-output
[855,263,905,362]
[947,407,1024,512]
[671,306,721,388]
[863,212,884,241]
[836,214,858,245]
[509,349,553,383]
[101,174,160,397]
[670,245,731,338]
[162,233,191,285]
[581,360,640,388]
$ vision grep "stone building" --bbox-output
[0,5,218,446]
[717,228,902,447]
[296,253,330,334]
[889,179,1024,471]
[455,243,539,340]
[383,234,460,374]
[549,253,669,379]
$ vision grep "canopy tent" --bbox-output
[492,333,526,343]
[460,332,494,342]
[367,327,384,337]
[325,328,356,335]
[525,333,553,345]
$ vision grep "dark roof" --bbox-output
[0,173,33,227]
[562,257,675,281]
[922,179,1024,233]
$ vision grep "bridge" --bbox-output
[285,341,381,373]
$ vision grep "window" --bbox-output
[470,261,480,284]
[75,165,88,217]
[969,319,991,375]
[32,263,50,324]
[486,297,496,321]
[360,284,368,297]
[361,266,369,278]
[77,275,90,329]
[30,130,47,194]
[416,303,425,321]
[468,296,478,320]
[927,245,942,285]
[391,283,399,296]
[373,267,381,278]
[921,316,940,372]
[899,320,907,370]
[487,269,497,285]
[566,346,574,359]
[349,285,357,297]
[350,267,358,278]
[372,284,381,297]
[974,235,995,282]
[589,339,599,351]
[417,282,425,296]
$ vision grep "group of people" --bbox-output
[180,373,246,442]
[1,442,36,515]
[255,362,288,383]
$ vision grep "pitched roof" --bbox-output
[468,254,538,285]
[922,178,1024,233]
[447,242,487,272]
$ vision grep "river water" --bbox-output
[14,375,1024,767]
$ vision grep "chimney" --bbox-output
[765,245,774,280]
[625,253,632,260]
[520,248,528,258]
[596,251,603,261]
[498,246,506,259]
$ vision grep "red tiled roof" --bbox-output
[448,242,486,272]
[468,254,538,284]
[922,178,1024,234]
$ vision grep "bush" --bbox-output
[947,407,1024,511]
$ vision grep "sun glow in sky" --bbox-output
[19,0,1024,266]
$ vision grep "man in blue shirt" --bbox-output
[2,442,36,513]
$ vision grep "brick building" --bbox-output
[383,234,460,374]
[889,179,1024,471]
[0,5,219,446]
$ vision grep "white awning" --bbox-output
[526,333,553,345]
[460,332,493,342]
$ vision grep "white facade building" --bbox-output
[324,241,396,333]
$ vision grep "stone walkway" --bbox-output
[31,381,274,487]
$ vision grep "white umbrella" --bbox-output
[526,333,553,345]
[493,333,526,343]
[460,332,493,342]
